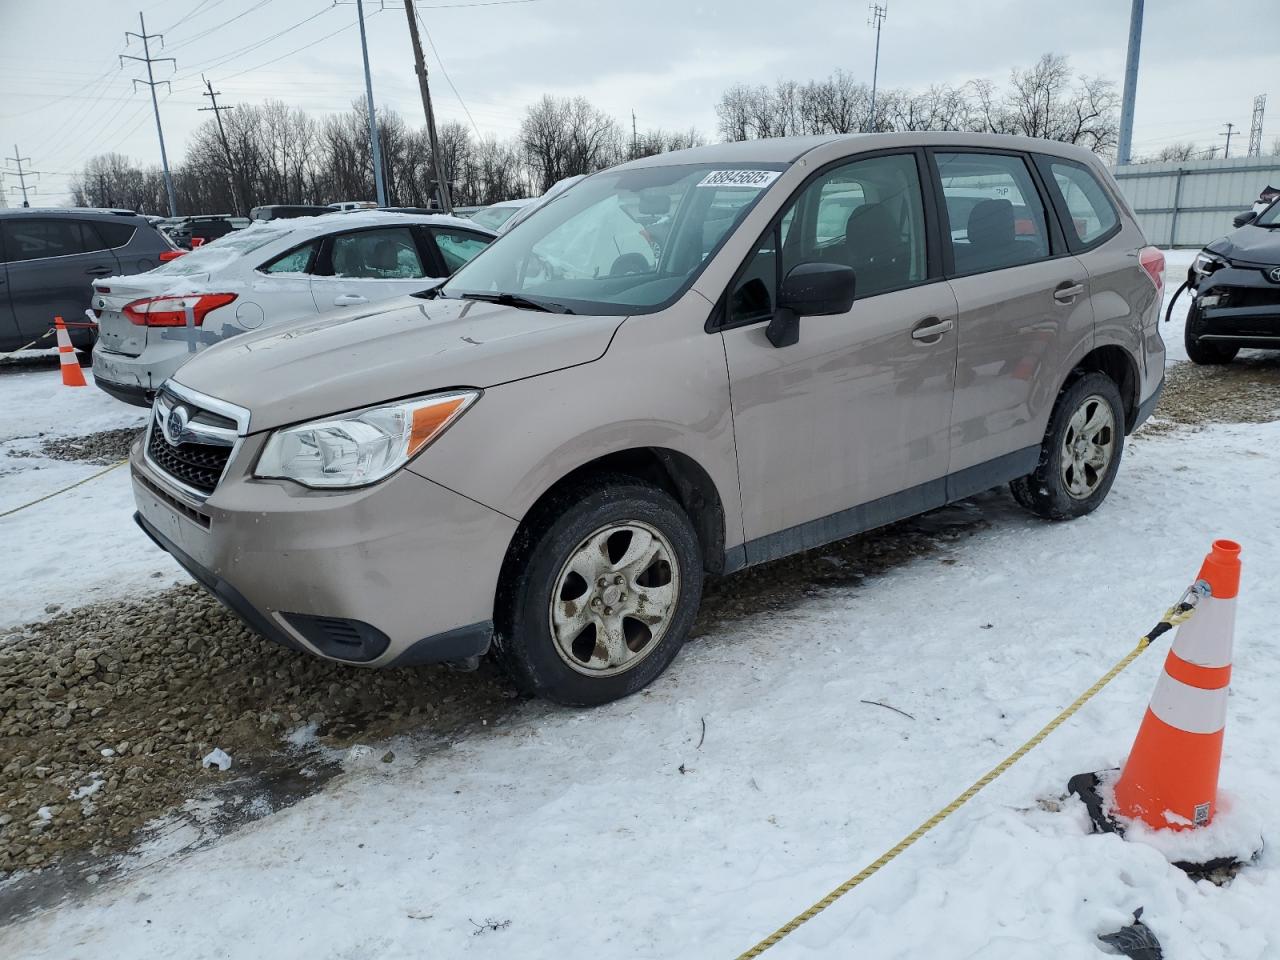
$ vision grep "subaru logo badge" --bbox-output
[166,405,189,446]
[1269,267,1280,284]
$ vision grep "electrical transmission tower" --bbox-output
[200,76,244,216]
[1248,94,1266,158]
[122,11,178,217]
[866,3,887,133]
[3,145,39,207]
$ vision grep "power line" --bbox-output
[174,5,335,79]
[163,0,280,53]
[199,74,246,215]
[160,0,216,34]
[416,7,482,139]
[216,14,369,83]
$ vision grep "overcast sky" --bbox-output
[1,0,1275,205]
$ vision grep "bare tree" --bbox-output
[520,95,622,193]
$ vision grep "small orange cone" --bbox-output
[1112,539,1241,829]
[54,316,87,388]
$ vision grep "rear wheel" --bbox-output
[1010,372,1125,521]
[494,478,703,706]
[1184,303,1238,365]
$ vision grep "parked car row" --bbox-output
[91,211,496,405]
[127,132,1168,708]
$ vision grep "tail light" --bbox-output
[159,250,186,263]
[190,237,206,248]
[124,293,237,327]
[1139,246,1165,294]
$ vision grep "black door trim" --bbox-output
[721,444,1040,572]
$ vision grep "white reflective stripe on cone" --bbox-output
[1170,595,1236,669]
[1149,671,1228,734]
[59,352,78,365]
[54,327,73,349]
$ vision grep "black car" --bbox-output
[0,208,172,352]
[1185,200,1280,364]
[168,215,238,250]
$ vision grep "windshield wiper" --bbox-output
[459,292,574,314]
[412,281,448,299]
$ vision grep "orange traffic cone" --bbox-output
[54,316,87,388]
[1112,539,1241,829]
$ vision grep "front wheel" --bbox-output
[1010,372,1125,521]
[494,479,704,706]
[1184,304,1238,365]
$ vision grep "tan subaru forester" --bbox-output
[131,132,1166,705]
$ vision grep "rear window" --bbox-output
[148,223,292,277]
[1046,159,1119,247]
[93,220,138,248]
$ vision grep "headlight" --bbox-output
[1192,251,1226,276]
[255,391,479,488]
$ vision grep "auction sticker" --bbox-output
[697,169,781,189]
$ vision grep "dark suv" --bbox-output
[168,215,238,250]
[0,209,172,351]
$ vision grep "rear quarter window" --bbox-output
[1043,158,1120,248]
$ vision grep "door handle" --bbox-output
[911,317,954,342]
[1053,282,1085,303]
[85,266,112,276]
[333,294,369,306]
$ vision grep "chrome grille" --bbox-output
[144,386,248,499]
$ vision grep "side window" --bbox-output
[261,241,319,275]
[328,228,426,279]
[1046,159,1119,247]
[0,219,86,262]
[74,222,110,252]
[430,228,491,274]
[729,153,926,324]
[935,152,1051,274]
[91,221,138,248]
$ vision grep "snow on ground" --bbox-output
[3,247,1277,959]
[3,413,1278,954]
[0,364,182,629]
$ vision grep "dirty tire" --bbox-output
[1010,372,1125,521]
[494,477,703,706]
[1184,304,1238,365]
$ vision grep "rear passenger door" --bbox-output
[930,150,1094,489]
[309,226,436,311]
[0,218,118,341]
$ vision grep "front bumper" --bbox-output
[1193,265,1280,348]
[130,435,518,667]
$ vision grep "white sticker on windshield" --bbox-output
[697,169,781,189]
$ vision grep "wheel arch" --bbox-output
[1063,343,1141,432]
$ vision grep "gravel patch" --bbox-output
[35,428,142,465]
[0,587,519,878]
[1143,354,1280,434]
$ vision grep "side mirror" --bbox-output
[1233,210,1257,228]
[766,262,856,348]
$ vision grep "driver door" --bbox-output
[310,226,436,311]
[719,151,959,562]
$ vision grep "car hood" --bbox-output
[1206,224,1280,266]
[171,295,626,432]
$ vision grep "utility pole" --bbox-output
[122,12,178,217]
[1116,0,1144,165]
[200,76,244,216]
[403,0,451,212]
[866,3,887,133]
[3,145,38,207]
[1248,94,1266,158]
[354,0,388,206]
[1220,122,1237,159]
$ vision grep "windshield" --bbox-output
[1255,198,1280,226]
[470,204,523,231]
[441,163,785,315]
[147,223,292,277]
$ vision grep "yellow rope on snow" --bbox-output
[0,459,128,519]
[733,601,1201,959]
